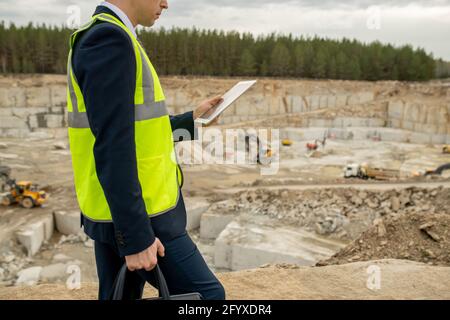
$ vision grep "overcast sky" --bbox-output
[1,0,449,60]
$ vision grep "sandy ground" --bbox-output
[0,259,449,300]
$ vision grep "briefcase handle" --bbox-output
[110,263,171,300]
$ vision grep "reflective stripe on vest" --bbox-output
[67,13,182,222]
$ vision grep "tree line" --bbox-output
[0,21,447,81]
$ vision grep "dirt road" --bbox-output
[0,259,448,300]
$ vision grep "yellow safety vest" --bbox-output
[66,13,182,222]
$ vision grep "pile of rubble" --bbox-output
[0,232,91,286]
[319,212,450,266]
[0,249,32,286]
[220,187,450,241]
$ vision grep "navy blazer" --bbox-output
[72,5,195,256]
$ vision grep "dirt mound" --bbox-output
[0,260,449,300]
[319,212,450,267]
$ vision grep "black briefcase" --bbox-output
[110,263,203,300]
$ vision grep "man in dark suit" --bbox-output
[70,0,225,300]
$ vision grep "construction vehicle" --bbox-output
[306,137,327,152]
[306,141,319,151]
[423,163,450,176]
[282,139,293,147]
[1,180,48,208]
[443,145,450,154]
[0,165,11,192]
[344,163,400,180]
[245,134,273,165]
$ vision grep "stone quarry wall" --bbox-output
[0,76,68,139]
[0,75,449,142]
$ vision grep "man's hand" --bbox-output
[125,237,165,271]
[193,95,224,126]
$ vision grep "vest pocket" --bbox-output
[136,155,170,215]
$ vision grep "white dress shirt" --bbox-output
[100,1,137,39]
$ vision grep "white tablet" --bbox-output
[194,80,257,125]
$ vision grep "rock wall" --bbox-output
[0,80,68,139]
[0,75,449,142]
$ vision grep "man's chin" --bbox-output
[141,20,155,27]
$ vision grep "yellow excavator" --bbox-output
[1,180,48,208]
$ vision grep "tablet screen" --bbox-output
[196,80,257,124]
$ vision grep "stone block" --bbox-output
[54,211,81,236]
[248,96,269,116]
[45,114,64,128]
[430,134,446,144]
[0,88,8,108]
[409,132,431,144]
[184,197,210,231]
[15,267,42,286]
[7,88,26,108]
[268,98,282,115]
[50,106,65,114]
[0,107,12,116]
[308,119,332,127]
[0,128,30,138]
[235,100,249,116]
[308,95,320,110]
[11,107,48,118]
[327,95,337,108]
[41,214,55,241]
[291,96,306,114]
[16,222,45,257]
[50,86,67,107]
[28,114,46,129]
[40,263,68,282]
[37,128,69,139]
[214,221,346,271]
[402,121,415,131]
[25,87,51,108]
[319,96,328,109]
[347,95,360,106]
[403,102,421,123]
[200,213,236,240]
[335,94,348,107]
[388,101,404,119]
[0,116,28,129]
[368,118,385,127]
[358,91,375,104]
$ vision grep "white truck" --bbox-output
[344,163,399,180]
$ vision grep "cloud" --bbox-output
[168,0,450,10]
[164,0,450,60]
[0,0,449,60]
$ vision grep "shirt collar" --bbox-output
[100,1,137,38]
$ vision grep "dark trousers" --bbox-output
[94,231,226,300]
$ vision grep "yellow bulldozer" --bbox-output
[1,180,48,208]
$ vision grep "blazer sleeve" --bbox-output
[170,111,198,142]
[73,22,155,257]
